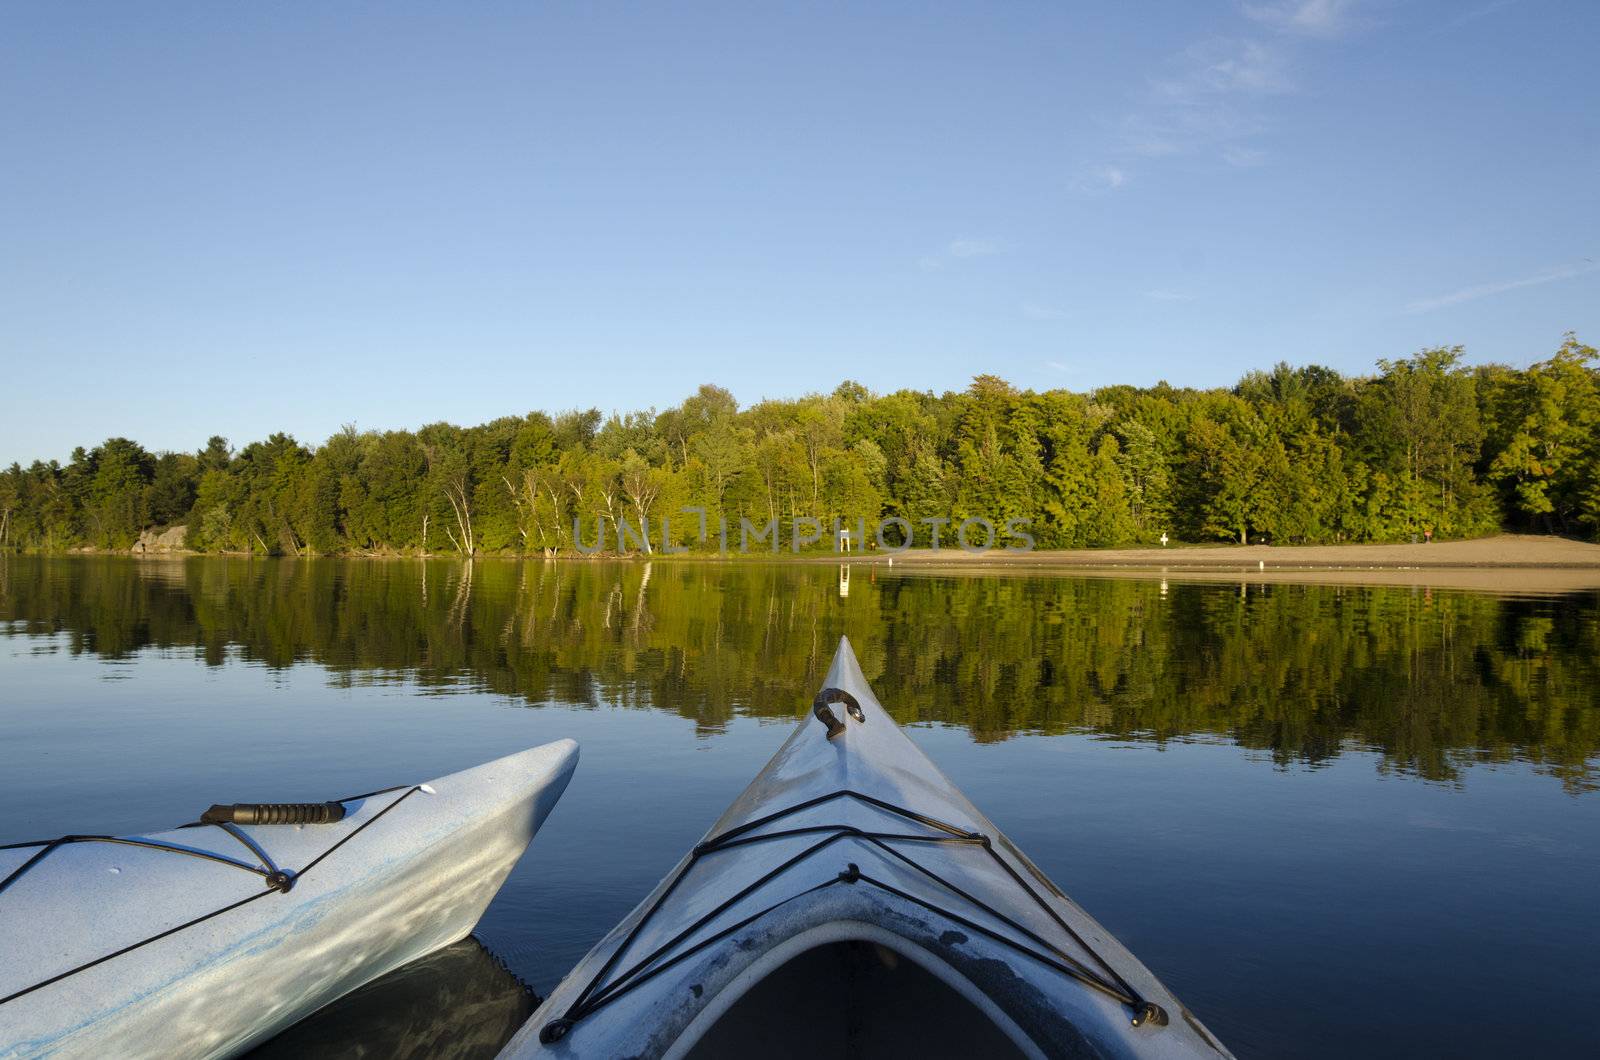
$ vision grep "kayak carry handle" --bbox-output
[813,688,864,739]
[201,802,347,826]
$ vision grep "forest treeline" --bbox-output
[2,336,1597,554]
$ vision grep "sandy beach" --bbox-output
[864,534,1600,594]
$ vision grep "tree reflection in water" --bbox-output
[2,555,1596,792]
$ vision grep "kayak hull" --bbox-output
[501,641,1228,1059]
[1,740,579,1060]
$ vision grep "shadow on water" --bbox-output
[246,937,537,1059]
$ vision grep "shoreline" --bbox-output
[870,533,1600,570]
[845,534,1600,594]
[14,534,1600,593]
[843,534,1600,594]
[880,563,1600,595]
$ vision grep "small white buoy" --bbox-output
[1259,560,1265,570]
[108,867,121,874]
[419,783,437,795]
[887,557,893,567]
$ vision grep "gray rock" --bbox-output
[131,525,188,553]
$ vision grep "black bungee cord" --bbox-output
[0,783,421,1006]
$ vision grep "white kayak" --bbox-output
[1,740,579,1060]
[501,641,1230,1059]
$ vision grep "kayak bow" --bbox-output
[1,741,579,1060]
[501,640,1228,1059]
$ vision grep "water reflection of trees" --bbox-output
[3,556,1596,791]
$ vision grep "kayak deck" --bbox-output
[0,783,423,1005]
[538,788,1163,1040]
[503,641,1227,1059]
[2,741,578,1060]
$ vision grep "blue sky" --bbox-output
[2,1,1596,464]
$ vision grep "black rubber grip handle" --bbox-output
[812,688,864,738]
[201,802,347,825]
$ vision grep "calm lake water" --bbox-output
[2,555,1598,1058]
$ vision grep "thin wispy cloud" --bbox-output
[1045,359,1093,379]
[1161,38,1295,98]
[1119,99,1268,160]
[1022,302,1066,320]
[948,239,1001,259]
[1404,260,1598,314]
[1069,164,1129,193]
[919,238,1007,271]
[1242,0,1360,38]
[1448,0,1517,28]
[1079,38,1287,188]
[1080,2,1366,189]
[1144,289,1196,302]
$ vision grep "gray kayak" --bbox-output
[500,639,1229,1059]
[1,741,578,1059]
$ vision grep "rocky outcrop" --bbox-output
[131,525,188,554]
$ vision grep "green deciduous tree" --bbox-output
[7,336,1596,553]
[1485,335,1600,535]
